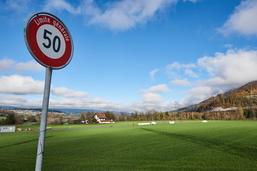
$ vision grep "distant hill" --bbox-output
[179,80,257,112]
[0,106,129,115]
[0,106,103,115]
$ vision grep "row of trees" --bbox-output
[127,110,247,121]
[1,108,257,126]
[79,108,256,123]
[0,110,81,125]
[0,110,16,125]
[195,94,257,112]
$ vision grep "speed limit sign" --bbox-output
[24,12,74,171]
[25,12,73,69]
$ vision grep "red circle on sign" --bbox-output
[25,12,73,69]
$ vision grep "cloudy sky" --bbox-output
[0,0,257,112]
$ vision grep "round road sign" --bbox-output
[25,12,73,69]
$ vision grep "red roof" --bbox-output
[96,113,107,119]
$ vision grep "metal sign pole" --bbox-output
[35,67,52,171]
[25,12,73,170]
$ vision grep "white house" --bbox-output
[94,113,114,124]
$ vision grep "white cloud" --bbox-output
[81,0,199,31]
[0,75,124,111]
[135,84,171,111]
[52,87,87,98]
[0,74,88,98]
[0,75,44,95]
[145,84,170,94]
[44,0,81,14]
[42,0,198,31]
[143,92,163,104]
[0,89,123,111]
[15,61,43,71]
[171,79,190,86]
[142,84,169,104]
[166,62,198,78]
[4,0,199,32]
[184,86,216,105]
[0,58,43,72]
[220,0,257,36]
[157,49,257,107]
[183,49,257,104]
[0,95,28,106]
[49,97,123,111]
[198,49,257,87]
[130,100,174,112]
[149,68,159,80]
[82,0,176,31]
[0,59,14,70]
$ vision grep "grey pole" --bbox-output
[35,67,52,171]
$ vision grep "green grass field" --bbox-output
[0,121,257,171]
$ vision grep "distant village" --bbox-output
[0,108,120,126]
[0,105,256,128]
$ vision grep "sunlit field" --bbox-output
[0,121,257,171]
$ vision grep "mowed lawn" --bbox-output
[0,121,257,171]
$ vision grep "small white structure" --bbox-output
[0,125,16,133]
[151,121,156,125]
[138,121,156,126]
[17,128,22,132]
[138,122,151,126]
[201,120,208,123]
[169,121,175,124]
[211,107,237,112]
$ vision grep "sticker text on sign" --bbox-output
[34,16,50,26]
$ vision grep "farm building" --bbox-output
[94,113,114,124]
[0,125,16,133]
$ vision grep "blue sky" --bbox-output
[0,0,257,112]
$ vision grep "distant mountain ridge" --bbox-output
[179,80,257,112]
[0,106,103,115]
[0,106,129,115]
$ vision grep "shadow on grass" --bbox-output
[142,128,257,161]
[0,135,53,149]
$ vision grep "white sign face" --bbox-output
[36,24,66,59]
[0,126,16,133]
